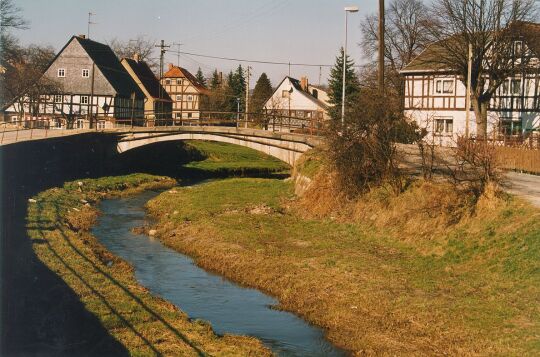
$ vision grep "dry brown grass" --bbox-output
[146,178,540,356]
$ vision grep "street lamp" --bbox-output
[342,6,359,125]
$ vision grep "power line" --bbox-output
[166,49,363,68]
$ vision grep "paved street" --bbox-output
[504,171,540,208]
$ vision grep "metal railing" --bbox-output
[0,111,326,145]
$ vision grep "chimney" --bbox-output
[168,63,174,71]
[219,71,223,86]
[78,34,86,39]
[300,76,309,91]
[133,53,140,62]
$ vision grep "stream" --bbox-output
[91,189,346,357]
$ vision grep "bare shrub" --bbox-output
[326,89,418,196]
[450,137,501,199]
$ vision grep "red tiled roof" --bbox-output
[163,65,208,94]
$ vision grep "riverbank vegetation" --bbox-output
[26,173,271,356]
[147,168,540,355]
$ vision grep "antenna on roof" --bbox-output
[87,12,96,39]
[173,42,183,66]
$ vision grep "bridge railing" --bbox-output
[0,111,327,144]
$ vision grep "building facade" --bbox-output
[121,55,172,122]
[4,35,145,129]
[263,76,329,132]
[401,23,540,146]
[161,64,208,122]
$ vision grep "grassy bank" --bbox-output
[26,174,271,356]
[146,177,540,356]
[182,141,290,177]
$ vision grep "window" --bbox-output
[175,113,182,118]
[81,96,89,104]
[514,41,523,56]
[312,89,318,99]
[511,78,521,95]
[177,79,182,85]
[54,95,63,103]
[97,121,106,130]
[500,117,522,136]
[165,79,171,85]
[187,113,192,118]
[176,95,182,101]
[434,117,453,135]
[282,90,291,98]
[434,79,454,94]
[187,95,193,101]
[82,69,89,78]
[57,68,65,77]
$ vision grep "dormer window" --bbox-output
[434,79,454,95]
[57,68,65,77]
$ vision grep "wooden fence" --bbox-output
[496,146,540,174]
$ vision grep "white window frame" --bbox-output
[80,96,89,104]
[57,68,66,77]
[187,95,193,102]
[176,95,182,101]
[54,95,63,103]
[434,78,454,95]
[434,117,454,136]
[177,79,182,85]
[514,41,523,56]
[165,79,171,85]
[82,69,90,78]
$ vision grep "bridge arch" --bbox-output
[116,129,319,166]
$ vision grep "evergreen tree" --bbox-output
[251,72,273,112]
[195,67,206,87]
[328,47,361,119]
[209,69,220,90]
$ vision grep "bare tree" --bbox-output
[425,0,538,138]
[360,0,432,99]
[108,35,158,72]
[0,0,29,32]
[4,45,61,123]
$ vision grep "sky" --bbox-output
[13,0,378,87]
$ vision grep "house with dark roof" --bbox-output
[161,64,208,122]
[263,76,329,132]
[121,55,172,121]
[401,22,540,145]
[4,35,145,129]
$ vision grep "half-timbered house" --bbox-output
[121,55,172,122]
[161,64,208,122]
[401,22,540,146]
[4,35,145,129]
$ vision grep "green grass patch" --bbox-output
[183,141,290,177]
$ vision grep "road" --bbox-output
[504,171,540,207]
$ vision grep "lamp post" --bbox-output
[342,6,359,125]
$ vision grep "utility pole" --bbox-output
[465,43,472,138]
[378,0,385,93]
[87,12,95,39]
[245,66,251,128]
[173,42,183,66]
[155,40,170,125]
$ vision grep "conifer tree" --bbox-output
[209,69,220,90]
[251,73,273,113]
[195,67,206,87]
[327,47,361,119]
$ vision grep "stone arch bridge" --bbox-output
[115,126,323,166]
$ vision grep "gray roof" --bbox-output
[75,36,144,98]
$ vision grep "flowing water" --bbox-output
[92,190,346,357]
